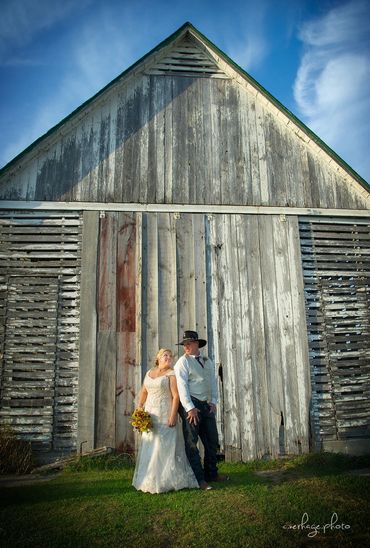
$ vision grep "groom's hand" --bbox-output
[187,408,199,425]
[208,403,217,414]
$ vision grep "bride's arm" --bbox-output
[137,385,148,409]
[168,375,179,427]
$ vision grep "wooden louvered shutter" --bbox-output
[0,210,82,455]
[299,218,370,447]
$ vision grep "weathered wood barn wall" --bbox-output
[0,23,369,461]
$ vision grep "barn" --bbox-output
[0,22,369,463]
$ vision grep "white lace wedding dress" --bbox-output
[132,370,199,493]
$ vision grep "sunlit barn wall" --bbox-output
[0,74,369,210]
[1,28,369,461]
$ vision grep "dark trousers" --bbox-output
[179,397,219,483]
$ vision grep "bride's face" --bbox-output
[159,351,173,368]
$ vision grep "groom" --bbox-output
[174,330,228,490]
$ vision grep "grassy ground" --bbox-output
[0,452,369,547]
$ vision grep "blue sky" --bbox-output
[1,0,369,182]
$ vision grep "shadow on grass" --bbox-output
[1,468,269,510]
[2,452,370,508]
[0,477,135,507]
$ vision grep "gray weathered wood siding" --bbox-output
[76,211,311,460]
[299,217,370,450]
[1,74,369,210]
[1,30,369,460]
[0,210,82,454]
[77,211,138,455]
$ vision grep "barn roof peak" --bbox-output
[0,21,369,192]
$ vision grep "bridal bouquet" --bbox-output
[131,408,152,433]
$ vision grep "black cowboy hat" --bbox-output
[176,330,207,348]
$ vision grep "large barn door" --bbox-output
[0,210,82,457]
[299,218,370,450]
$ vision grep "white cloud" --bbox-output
[0,0,91,64]
[294,0,370,181]
[226,2,269,70]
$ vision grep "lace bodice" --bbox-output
[143,371,175,423]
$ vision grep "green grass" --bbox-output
[1,453,369,547]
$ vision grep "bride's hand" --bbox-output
[168,414,177,427]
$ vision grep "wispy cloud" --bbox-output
[0,0,91,65]
[226,2,269,70]
[294,0,370,181]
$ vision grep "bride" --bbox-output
[132,348,199,493]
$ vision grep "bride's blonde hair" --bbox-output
[155,348,173,366]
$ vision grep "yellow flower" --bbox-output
[131,409,152,433]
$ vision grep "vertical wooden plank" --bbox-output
[149,76,165,203]
[163,77,173,203]
[258,215,284,456]
[289,136,305,208]
[135,212,143,389]
[96,331,116,447]
[214,215,241,461]
[79,114,94,202]
[324,162,338,209]
[286,216,311,453]
[116,212,136,453]
[245,215,270,458]
[238,86,252,205]
[272,214,301,454]
[172,77,191,203]
[25,155,38,201]
[248,96,261,205]
[77,210,99,452]
[233,215,255,460]
[264,116,282,207]
[218,81,230,206]
[97,101,111,203]
[299,147,313,208]
[192,214,207,335]
[96,212,117,448]
[89,110,100,202]
[307,152,321,209]
[315,159,330,209]
[176,214,195,334]
[114,85,126,202]
[255,99,269,205]
[209,79,222,205]
[139,76,150,204]
[73,121,84,202]
[284,132,298,207]
[142,213,159,369]
[131,80,145,203]
[205,215,223,451]
[157,213,178,349]
[106,95,117,202]
[224,84,238,205]
[120,79,140,203]
[200,79,212,204]
[187,77,197,203]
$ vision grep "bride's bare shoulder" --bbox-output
[166,370,176,376]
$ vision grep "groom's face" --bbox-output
[183,341,200,356]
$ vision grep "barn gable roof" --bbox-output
[0,21,369,194]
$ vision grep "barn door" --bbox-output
[0,210,82,456]
[299,217,370,449]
